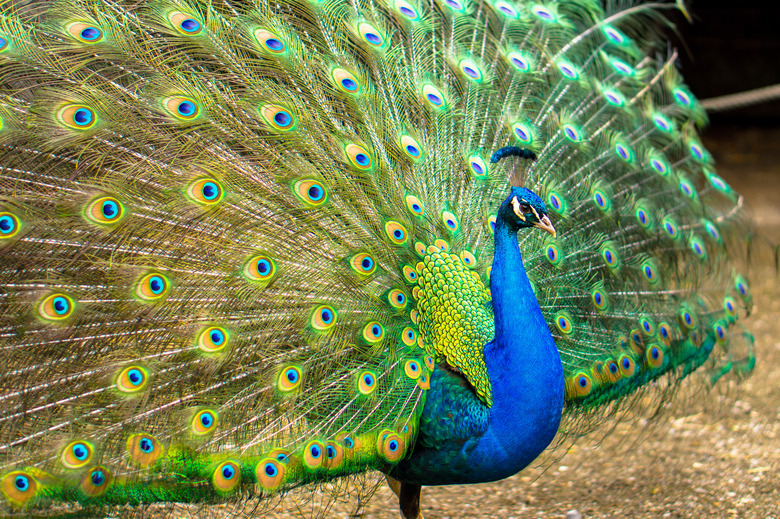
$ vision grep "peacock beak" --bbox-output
[533,215,556,238]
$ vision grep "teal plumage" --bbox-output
[0,0,756,517]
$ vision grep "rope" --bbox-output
[701,83,780,112]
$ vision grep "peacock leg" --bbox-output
[385,474,402,497]
[385,475,424,519]
[399,482,424,519]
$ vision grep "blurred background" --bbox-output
[673,1,780,124]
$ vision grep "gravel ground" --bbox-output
[265,126,780,519]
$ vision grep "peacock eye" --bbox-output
[519,203,531,213]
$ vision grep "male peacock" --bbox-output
[0,0,756,518]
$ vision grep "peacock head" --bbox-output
[498,187,556,237]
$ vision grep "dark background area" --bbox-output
[672,2,780,124]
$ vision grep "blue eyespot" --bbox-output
[308,185,324,202]
[463,66,479,79]
[14,475,29,491]
[180,19,201,33]
[222,465,235,480]
[200,182,218,200]
[690,142,705,161]
[0,214,17,235]
[653,114,672,132]
[210,329,225,345]
[405,145,420,158]
[139,437,153,453]
[264,462,277,476]
[673,88,693,107]
[532,6,554,21]
[52,296,70,315]
[592,289,607,311]
[266,38,282,50]
[497,4,517,17]
[603,26,626,45]
[715,324,726,340]
[355,153,369,166]
[273,111,291,127]
[73,444,88,460]
[80,27,101,41]
[615,144,630,160]
[73,108,93,126]
[100,200,118,218]
[559,64,577,80]
[650,158,668,175]
[91,470,105,486]
[177,101,196,118]
[127,369,143,386]
[149,276,165,294]
[512,56,530,71]
[564,125,578,140]
[310,444,321,458]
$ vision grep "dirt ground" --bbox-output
[267,126,780,519]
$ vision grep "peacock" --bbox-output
[0,0,757,517]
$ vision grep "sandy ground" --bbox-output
[267,126,780,519]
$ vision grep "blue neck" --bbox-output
[391,212,564,485]
[465,216,564,481]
